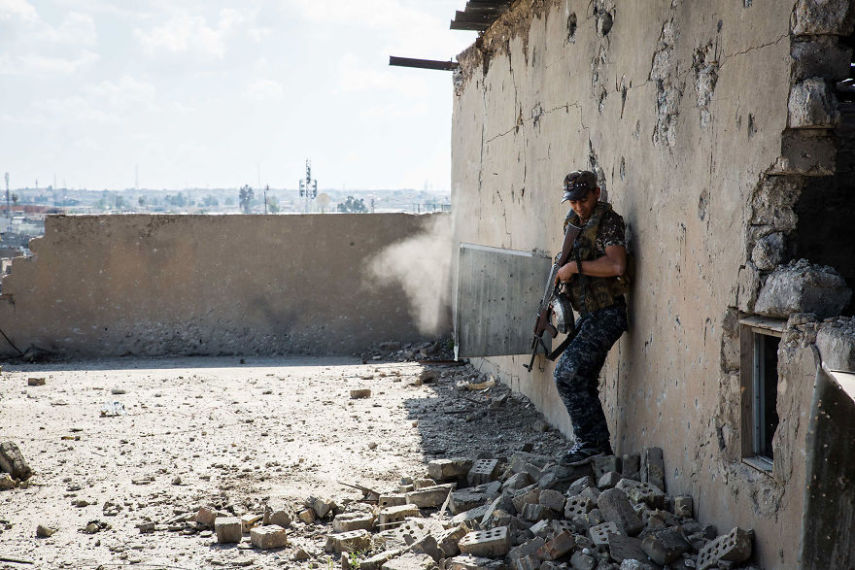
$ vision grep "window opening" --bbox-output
[752,332,780,461]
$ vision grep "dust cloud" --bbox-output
[367,214,452,335]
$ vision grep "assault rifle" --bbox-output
[523,221,583,372]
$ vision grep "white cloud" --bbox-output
[37,12,98,46]
[244,78,284,101]
[134,8,251,59]
[0,0,37,22]
[0,50,99,75]
[337,52,426,97]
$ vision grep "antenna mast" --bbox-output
[298,159,318,213]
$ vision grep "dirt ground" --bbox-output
[0,356,568,569]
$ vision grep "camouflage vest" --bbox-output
[563,202,630,314]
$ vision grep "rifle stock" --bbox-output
[522,222,582,372]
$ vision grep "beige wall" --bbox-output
[450,1,844,567]
[0,213,446,358]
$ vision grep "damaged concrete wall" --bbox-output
[0,213,446,358]
[451,0,854,567]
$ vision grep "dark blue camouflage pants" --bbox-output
[553,302,627,450]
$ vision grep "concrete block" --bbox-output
[379,494,408,508]
[791,37,851,82]
[755,259,851,320]
[435,524,468,557]
[673,496,693,518]
[641,528,690,565]
[379,504,420,526]
[640,448,665,492]
[27,377,45,386]
[474,480,502,498]
[607,534,647,564]
[511,485,540,513]
[214,517,242,544]
[597,471,621,489]
[751,232,786,271]
[615,479,665,509]
[816,318,855,371]
[428,458,472,481]
[521,503,550,522]
[381,552,435,570]
[551,520,575,535]
[567,475,595,496]
[262,505,291,528]
[241,513,262,533]
[195,507,218,528]
[621,454,640,480]
[598,488,644,536]
[450,489,489,515]
[458,526,510,558]
[589,521,621,546]
[697,527,752,570]
[311,497,335,518]
[406,484,454,508]
[0,442,32,481]
[780,130,836,176]
[250,525,288,549]
[509,452,550,474]
[538,489,566,512]
[360,550,403,570]
[350,388,371,399]
[539,530,575,560]
[326,529,372,553]
[468,459,500,485]
[480,496,510,528]
[789,78,840,129]
[297,508,316,524]
[333,512,375,532]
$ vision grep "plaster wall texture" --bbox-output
[0,213,444,358]
[450,1,830,567]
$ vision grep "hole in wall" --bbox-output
[567,13,577,43]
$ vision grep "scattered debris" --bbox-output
[26,377,45,387]
[99,401,125,417]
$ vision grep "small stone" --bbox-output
[110,387,127,395]
[0,474,16,490]
[36,524,57,538]
[297,508,316,524]
[350,388,371,399]
[172,476,182,486]
[598,471,621,489]
[195,507,217,528]
[27,377,46,386]
[598,488,644,536]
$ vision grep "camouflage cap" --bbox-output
[562,170,598,202]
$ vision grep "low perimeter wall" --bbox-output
[0,213,445,358]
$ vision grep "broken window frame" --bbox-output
[739,316,786,473]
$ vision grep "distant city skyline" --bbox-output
[0,1,476,191]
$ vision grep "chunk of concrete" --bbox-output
[428,458,473,481]
[608,534,648,564]
[564,495,594,519]
[697,527,752,570]
[616,479,665,509]
[378,504,420,526]
[458,526,511,558]
[673,496,693,518]
[447,554,505,569]
[621,455,640,480]
[214,517,242,544]
[641,528,690,565]
[791,0,854,35]
[406,484,453,508]
[755,259,852,319]
[0,442,32,481]
[240,513,262,533]
[570,550,596,570]
[538,489,566,512]
[435,525,468,557]
[641,448,665,492]
[816,317,855,371]
[350,388,371,399]
[539,530,575,560]
[379,494,407,508]
[598,471,621,489]
[751,232,786,271]
[567,475,595,496]
[450,489,488,515]
[789,78,840,128]
[381,552,435,570]
[791,37,852,82]
[195,507,218,528]
[333,512,375,532]
[598,488,644,536]
[27,377,45,386]
[250,525,287,549]
[589,521,621,546]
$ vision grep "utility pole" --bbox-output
[264,184,269,214]
[298,159,317,214]
[4,172,9,218]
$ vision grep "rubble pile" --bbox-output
[362,336,456,364]
[185,450,758,570]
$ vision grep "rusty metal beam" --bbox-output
[389,56,459,71]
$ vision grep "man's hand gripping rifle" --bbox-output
[523,222,582,372]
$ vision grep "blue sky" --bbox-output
[0,0,476,191]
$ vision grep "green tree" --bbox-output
[336,195,367,213]
[239,185,254,213]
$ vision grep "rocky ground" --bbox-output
[0,353,567,569]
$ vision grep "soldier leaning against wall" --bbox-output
[554,170,630,464]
